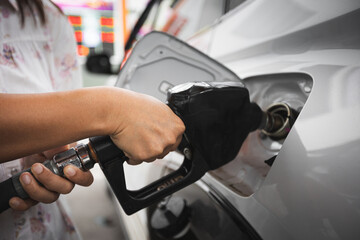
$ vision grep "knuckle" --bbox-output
[144,157,156,163]
[73,172,93,186]
[135,151,147,161]
[83,178,94,187]
[165,134,176,145]
[153,141,165,154]
[59,183,74,194]
[181,123,186,132]
[128,159,142,165]
[155,146,164,156]
[171,143,178,151]
[159,150,170,159]
[46,178,73,194]
[37,175,57,188]
[26,187,43,201]
[176,119,185,131]
[43,193,59,204]
[85,175,94,186]
[23,199,38,210]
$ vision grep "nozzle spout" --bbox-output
[259,103,297,140]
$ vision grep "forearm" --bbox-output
[0,87,113,162]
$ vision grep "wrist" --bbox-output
[88,87,129,137]
[85,87,117,136]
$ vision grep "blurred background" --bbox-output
[54,0,243,86]
[52,0,244,239]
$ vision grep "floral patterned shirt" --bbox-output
[0,0,81,239]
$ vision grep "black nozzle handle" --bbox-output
[0,177,18,213]
[90,135,209,215]
[101,148,207,215]
[0,145,94,213]
[0,159,67,213]
[88,136,128,164]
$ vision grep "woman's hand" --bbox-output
[106,88,185,165]
[0,87,185,163]
[9,145,93,211]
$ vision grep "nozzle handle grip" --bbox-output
[0,160,62,213]
[90,136,209,215]
[0,168,41,213]
[0,178,18,213]
[89,136,128,164]
[0,146,92,213]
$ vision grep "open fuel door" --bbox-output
[115,31,242,101]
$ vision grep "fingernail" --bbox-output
[65,167,76,177]
[21,174,31,185]
[32,164,43,174]
[10,199,20,207]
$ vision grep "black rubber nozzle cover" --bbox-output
[89,136,128,165]
[167,82,263,169]
[0,178,18,213]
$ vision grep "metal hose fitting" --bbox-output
[260,103,297,140]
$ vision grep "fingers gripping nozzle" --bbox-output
[0,136,123,213]
[11,144,96,200]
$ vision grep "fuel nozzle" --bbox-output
[0,82,300,215]
[259,103,298,140]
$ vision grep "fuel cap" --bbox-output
[150,196,191,239]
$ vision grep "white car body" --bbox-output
[116,0,360,239]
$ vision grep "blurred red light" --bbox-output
[101,32,114,43]
[77,45,89,56]
[68,16,82,26]
[100,17,114,27]
[74,31,82,42]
